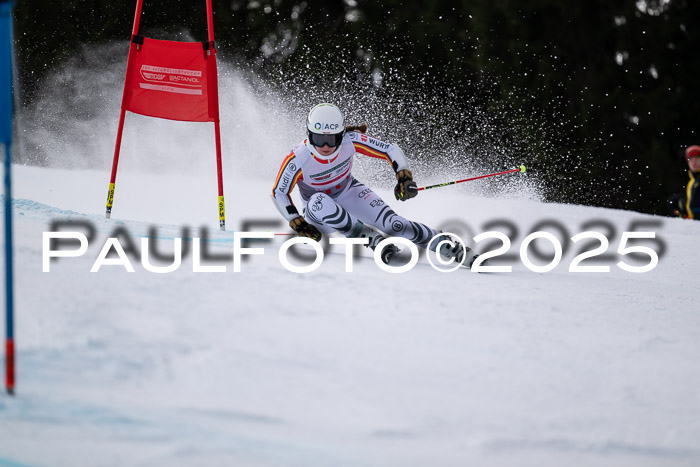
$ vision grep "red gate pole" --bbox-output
[105,0,143,218]
[206,0,226,230]
[214,118,225,231]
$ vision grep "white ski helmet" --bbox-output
[306,103,345,158]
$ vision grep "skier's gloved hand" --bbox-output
[394,169,418,201]
[289,216,322,241]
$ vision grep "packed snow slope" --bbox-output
[0,160,699,467]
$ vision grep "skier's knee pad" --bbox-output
[306,192,335,223]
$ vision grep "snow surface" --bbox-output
[1,160,699,467]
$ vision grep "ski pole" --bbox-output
[412,165,526,192]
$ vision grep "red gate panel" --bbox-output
[124,37,219,123]
[106,0,226,230]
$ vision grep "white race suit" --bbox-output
[271,131,439,248]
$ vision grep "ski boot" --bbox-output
[433,234,481,269]
[349,221,399,264]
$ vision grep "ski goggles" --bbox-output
[686,146,700,160]
[309,132,344,148]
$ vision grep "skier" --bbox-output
[271,103,480,267]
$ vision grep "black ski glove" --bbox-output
[394,169,418,201]
[289,216,322,241]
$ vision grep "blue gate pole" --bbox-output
[2,142,12,396]
[1,0,16,396]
